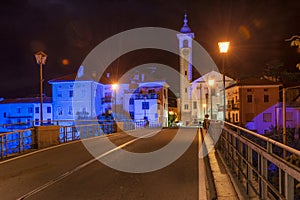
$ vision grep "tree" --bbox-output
[285,35,300,70]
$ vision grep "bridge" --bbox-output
[0,121,299,200]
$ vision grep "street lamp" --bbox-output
[208,79,215,119]
[34,51,47,126]
[112,83,118,119]
[218,41,230,121]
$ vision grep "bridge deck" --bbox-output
[0,128,240,200]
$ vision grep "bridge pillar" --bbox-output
[35,125,60,149]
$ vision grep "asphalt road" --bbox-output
[0,127,202,200]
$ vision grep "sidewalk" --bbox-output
[208,147,239,199]
[202,129,241,200]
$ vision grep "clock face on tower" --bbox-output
[182,48,190,56]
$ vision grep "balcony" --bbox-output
[101,97,113,103]
[131,93,159,100]
[227,101,240,110]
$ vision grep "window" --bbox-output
[35,119,39,125]
[105,92,112,98]
[129,112,134,119]
[184,104,189,110]
[185,71,187,76]
[35,107,39,113]
[263,113,272,122]
[235,113,238,122]
[69,90,73,97]
[28,107,33,113]
[17,108,21,113]
[185,88,187,93]
[183,39,188,48]
[17,119,21,123]
[57,107,63,116]
[264,95,269,103]
[129,98,134,105]
[47,107,51,113]
[264,89,268,91]
[142,102,149,110]
[68,106,73,115]
[57,91,62,97]
[193,101,197,109]
[148,89,155,94]
[247,95,252,103]
[287,112,293,121]
[3,112,6,118]
[246,113,254,122]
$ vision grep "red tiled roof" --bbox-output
[236,77,282,86]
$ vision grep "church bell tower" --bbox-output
[177,13,194,126]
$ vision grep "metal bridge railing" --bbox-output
[219,122,300,200]
[0,128,35,159]
[0,120,158,159]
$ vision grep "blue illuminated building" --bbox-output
[0,97,52,130]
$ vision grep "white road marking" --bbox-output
[16,130,157,200]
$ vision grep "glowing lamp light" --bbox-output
[208,79,215,86]
[169,111,174,115]
[218,42,230,53]
[112,83,118,90]
[203,104,207,108]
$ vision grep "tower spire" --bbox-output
[180,12,192,33]
[184,13,188,25]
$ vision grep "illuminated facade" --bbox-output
[102,81,169,127]
[49,73,102,125]
[0,97,52,129]
[48,68,169,127]
[191,71,234,123]
[226,77,282,134]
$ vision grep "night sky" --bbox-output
[1,0,300,98]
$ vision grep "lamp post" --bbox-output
[112,83,118,119]
[208,79,215,119]
[203,103,207,115]
[218,41,230,121]
[34,51,47,126]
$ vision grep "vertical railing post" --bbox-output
[285,173,294,200]
[246,145,254,196]
[260,142,270,199]
[238,136,243,181]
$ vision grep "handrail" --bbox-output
[224,121,300,157]
[219,122,300,200]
